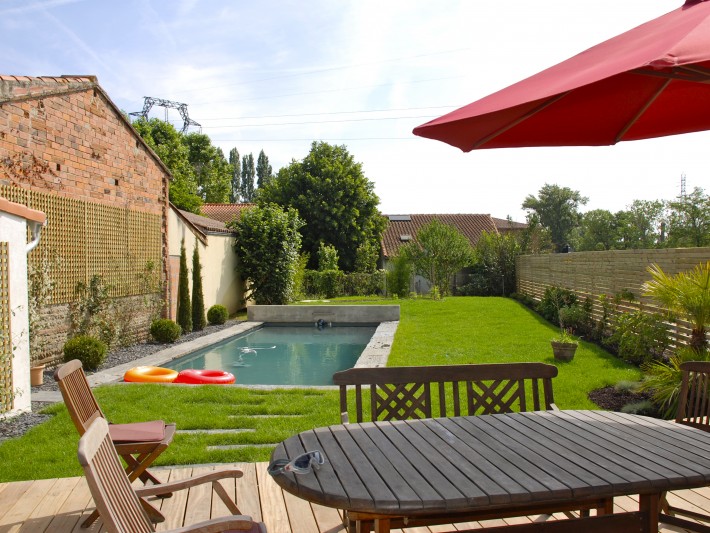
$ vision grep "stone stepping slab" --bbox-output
[207,443,277,450]
[177,428,256,435]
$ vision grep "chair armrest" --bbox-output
[135,469,244,497]
[169,515,263,533]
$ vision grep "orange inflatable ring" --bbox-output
[124,366,178,383]
[173,369,236,385]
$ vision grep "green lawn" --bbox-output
[0,296,641,482]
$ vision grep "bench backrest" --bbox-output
[333,363,558,423]
[676,361,710,433]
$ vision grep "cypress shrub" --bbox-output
[176,239,192,333]
[191,246,206,331]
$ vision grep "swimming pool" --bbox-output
[165,324,377,386]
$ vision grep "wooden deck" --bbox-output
[1,462,708,532]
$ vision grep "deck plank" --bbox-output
[0,463,707,532]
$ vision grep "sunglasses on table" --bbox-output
[267,450,325,475]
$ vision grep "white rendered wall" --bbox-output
[0,212,31,416]
[168,210,243,317]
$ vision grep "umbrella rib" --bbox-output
[633,66,710,83]
[614,78,671,144]
[472,91,570,149]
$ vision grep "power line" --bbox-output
[197,105,457,121]
[191,75,464,106]
[200,115,437,129]
[169,48,471,96]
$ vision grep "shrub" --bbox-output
[606,310,671,365]
[176,240,192,333]
[207,305,229,325]
[386,253,412,298]
[558,301,592,336]
[191,247,206,331]
[150,319,182,343]
[537,286,577,324]
[620,400,659,417]
[63,335,107,371]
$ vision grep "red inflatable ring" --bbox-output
[173,369,236,385]
[124,366,178,383]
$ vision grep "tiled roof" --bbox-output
[491,217,528,231]
[178,209,233,235]
[200,203,255,224]
[381,214,499,258]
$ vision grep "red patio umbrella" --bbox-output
[413,0,710,151]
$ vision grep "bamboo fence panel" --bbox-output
[0,185,162,304]
[0,241,12,414]
[516,248,710,347]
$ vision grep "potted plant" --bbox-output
[551,329,578,362]
[551,305,579,362]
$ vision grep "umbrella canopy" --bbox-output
[413,0,710,151]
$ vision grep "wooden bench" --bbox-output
[332,362,558,424]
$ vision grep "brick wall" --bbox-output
[0,75,171,365]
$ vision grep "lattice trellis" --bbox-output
[0,242,13,414]
[1,185,162,303]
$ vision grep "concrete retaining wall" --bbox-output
[247,305,399,323]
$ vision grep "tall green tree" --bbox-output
[258,141,386,272]
[577,209,618,251]
[132,118,202,213]
[522,184,588,252]
[191,246,206,331]
[617,199,665,249]
[183,133,231,203]
[241,153,255,201]
[229,148,241,203]
[666,187,710,247]
[176,239,192,333]
[471,231,522,296]
[400,219,473,297]
[229,204,304,304]
[256,149,273,189]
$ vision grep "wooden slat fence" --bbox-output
[516,247,710,347]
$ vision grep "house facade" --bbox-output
[381,213,502,294]
[0,75,172,366]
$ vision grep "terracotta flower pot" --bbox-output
[551,341,577,362]
[30,364,46,386]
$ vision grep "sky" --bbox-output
[2,0,708,222]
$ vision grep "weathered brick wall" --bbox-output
[0,76,171,365]
[0,76,168,214]
[36,295,158,368]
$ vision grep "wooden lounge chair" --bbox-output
[333,362,559,424]
[659,360,710,533]
[78,417,266,533]
[55,359,176,527]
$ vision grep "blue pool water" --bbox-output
[165,325,377,386]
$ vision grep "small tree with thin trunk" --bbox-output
[176,239,192,333]
[191,246,206,331]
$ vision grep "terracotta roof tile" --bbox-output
[491,217,528,232]
[178,209,233,234]
[381,214,499,257]
[200,203,255,224]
